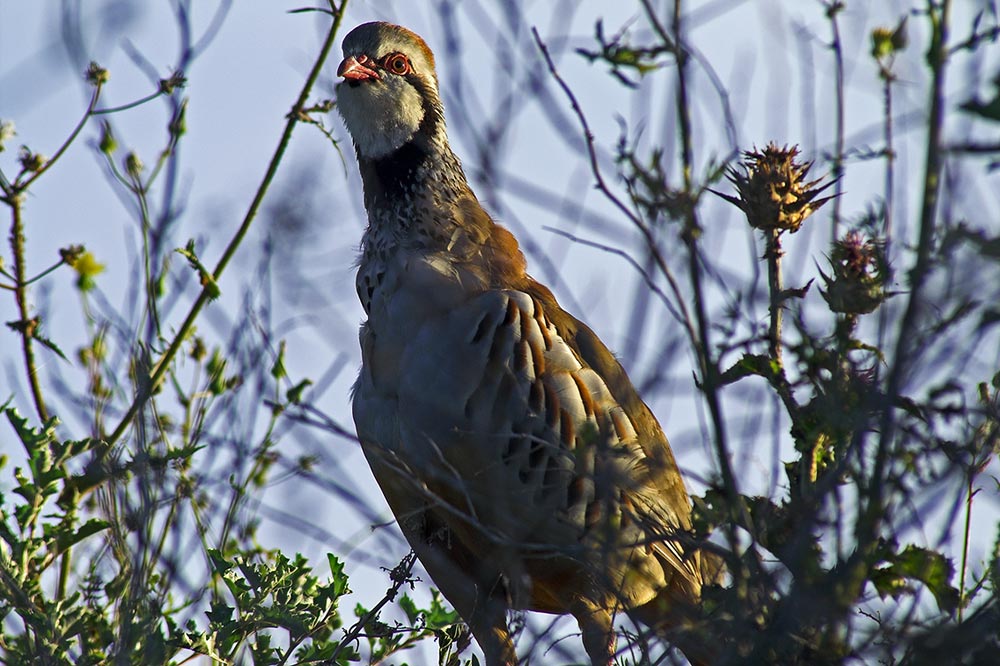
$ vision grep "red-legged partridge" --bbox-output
[337,21,714,666]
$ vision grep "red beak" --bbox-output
[338,55,380,81]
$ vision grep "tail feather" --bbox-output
[629,549,727,666]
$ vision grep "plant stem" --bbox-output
[864,0,952,560]
[958,472,974,622]
[9,200,49,422]
[637,0,739,500]
[92,90,164,115]
[766,229,784,366]
[654,3,757,615]
[57,533,71,601]
[17,85,102,191]
[2,81,106,492]
[882,73,895,252]
[827,1,846,242]
[327,552,417,665]
[104,2,349,449]
[6,84,104,605]
[667,0,741,505]
[877,63,896,362]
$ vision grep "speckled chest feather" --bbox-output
[355,134,485,314]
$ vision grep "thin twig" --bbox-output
[958,474,976,621]
[640,0,743,511]
[93,90,165,115]
[328,552,418,664]
[16,84,103,191]
[529,27,699,355]
[825,1,847,241]
[4,84,105,422]
[865,0,953,564]
[543,226,687,326]
[877,60,897,357]
[104,3,350,448]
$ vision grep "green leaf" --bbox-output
[575,19,668,88]
[53,517,111,554]
[236,557,264,591]
[286,378,313,404]
[870,566,908,600]
[208,548,234,576]
[720,353,772,385]
[271,340,287,380]
[896,545,959,612]
[424,590,460,629]
[5,407,59,458]
[873,544,960,613]
[205,600,234,627]
[175,240,221,299]
[249,633,279,663]
[398,594,421,625]
[326,552,350,598]
[33,332,69,361]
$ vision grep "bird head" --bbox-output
[336,22,443,160]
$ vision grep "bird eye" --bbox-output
[383,53,411,75]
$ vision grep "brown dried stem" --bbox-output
[766,229,784,366]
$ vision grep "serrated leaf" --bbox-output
[896,545,959,612]
[424,589,460,629]
[236,559,263,591]
[205,600,234,627]
[398,594,421,625]
[720,353,771,385]
[208,548,235,576]
[53,517,111,554]
[874,544,960,613]
[34,333,69,361]
[871,566,908,600]
[65,437,97,459]
[5,408,59,455]
[327,552,349,598]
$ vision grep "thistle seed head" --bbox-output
[821,230,889,315]
[720,143,836,234]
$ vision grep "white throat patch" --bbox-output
[337,78,425,159]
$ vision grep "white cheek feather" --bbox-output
[338,79,425,159]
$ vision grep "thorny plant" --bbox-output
[532,1,1000,664]
[536,1,1000,664]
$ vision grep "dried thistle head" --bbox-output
[718,143,836,234]
[820,230,889,315]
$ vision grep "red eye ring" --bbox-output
[382,53,411,76]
